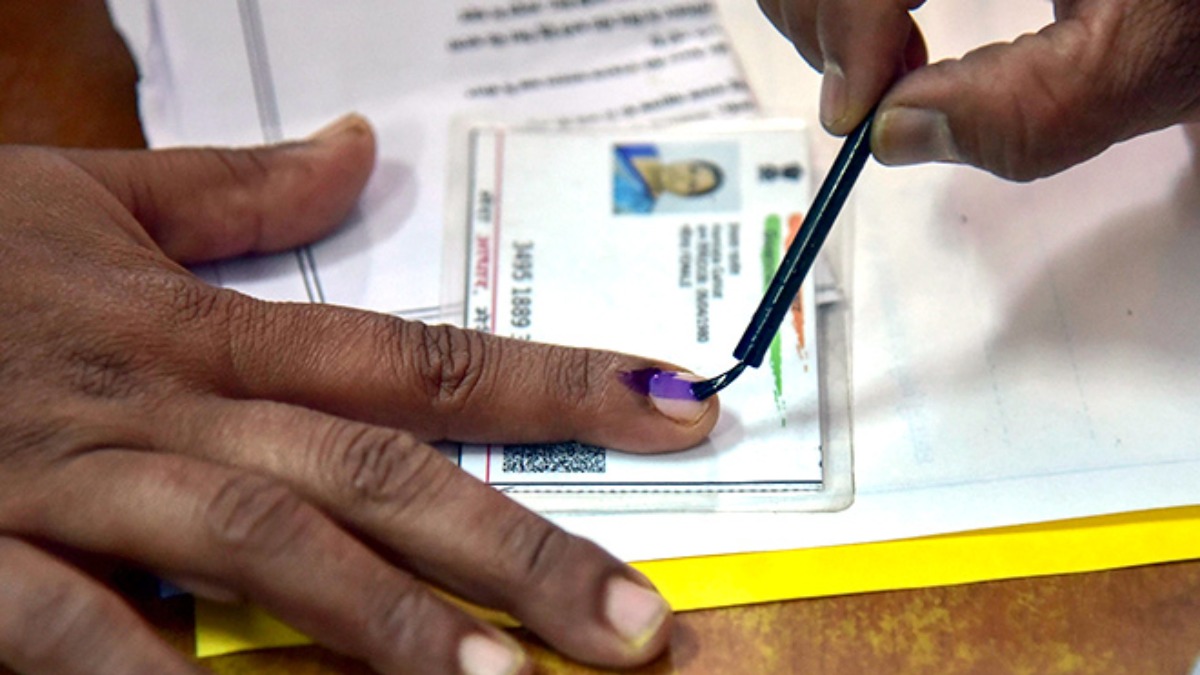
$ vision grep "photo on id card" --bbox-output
[445,120,853,513]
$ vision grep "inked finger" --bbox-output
[63,113,376,263]
[0,536,201,675]
[5,451,528,675]
[174,397,674,669]
[208,298,717,453]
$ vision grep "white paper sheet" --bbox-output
[108,0,1200,562]
[112,0,756,324]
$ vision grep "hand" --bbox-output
[758,0,1200,180]
[0,114,718,675]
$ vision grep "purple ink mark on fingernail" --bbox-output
[649,372,700,401]
[619,368,700,401]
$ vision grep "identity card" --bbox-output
[450,121,853,512]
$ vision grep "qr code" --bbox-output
[502,442,607,474]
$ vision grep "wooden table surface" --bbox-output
[5,3,1200,673]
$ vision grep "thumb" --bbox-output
[64,113,376,262]
[870,1,1200,180]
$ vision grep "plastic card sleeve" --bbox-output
[441,118,853,513]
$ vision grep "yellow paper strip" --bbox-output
[196,505,1200,658]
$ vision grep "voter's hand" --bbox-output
[0,115,718,675]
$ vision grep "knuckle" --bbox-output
[361,577,433,650]
[162,274,234,327]
[61,339,144,401]
[197,147,280,250]
[220,290,272,340]
[221,295,285,390]
[0,415,66,471]
[0,407,145,477]
[329,424,452,510]
[493,514,576,595]
[981,31,1103,181]
[204,472,314,559]
[204,146,273,187]
[2,571,111,668]
[403,322,490,413]
[1004,99,1075,181]
[49,271,241,401]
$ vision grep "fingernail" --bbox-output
[307,112,369,144]
[874,106,961,165]
[604,576,671,650]
[819,62,848,132]
[618,368,709,424]
[458,633,525,675]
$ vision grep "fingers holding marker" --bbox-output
[6,450,527,675]
[173,398,673,669]
[871,18,1113,178]
[758,0,927,133]
[764,0,1200,179]
[872,0,1200,179]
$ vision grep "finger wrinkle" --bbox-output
[407,322,489,420]
[57,149,152,230]
[491,514,576,603]
[0,409,156,494]
[542,346,613,424]
[1005,27,1100,178]
[0,557,111,669]
[204,472,316,563]
[221,295,282,395]
[207,146,272,189]
[0,537,191,674]
[338,424,405,501]
[200,148,273,253]
[936,32,1084,180]
[331,424,445,509]
[360,575,453,671]
[362,574,425,647]
[371,451,460,528]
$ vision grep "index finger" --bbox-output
[204,294,718,453]
[816,0,928,134]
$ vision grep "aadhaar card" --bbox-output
[456,122,842,512]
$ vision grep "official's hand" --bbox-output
[0,114,718,675]
[759,0,1200,179]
